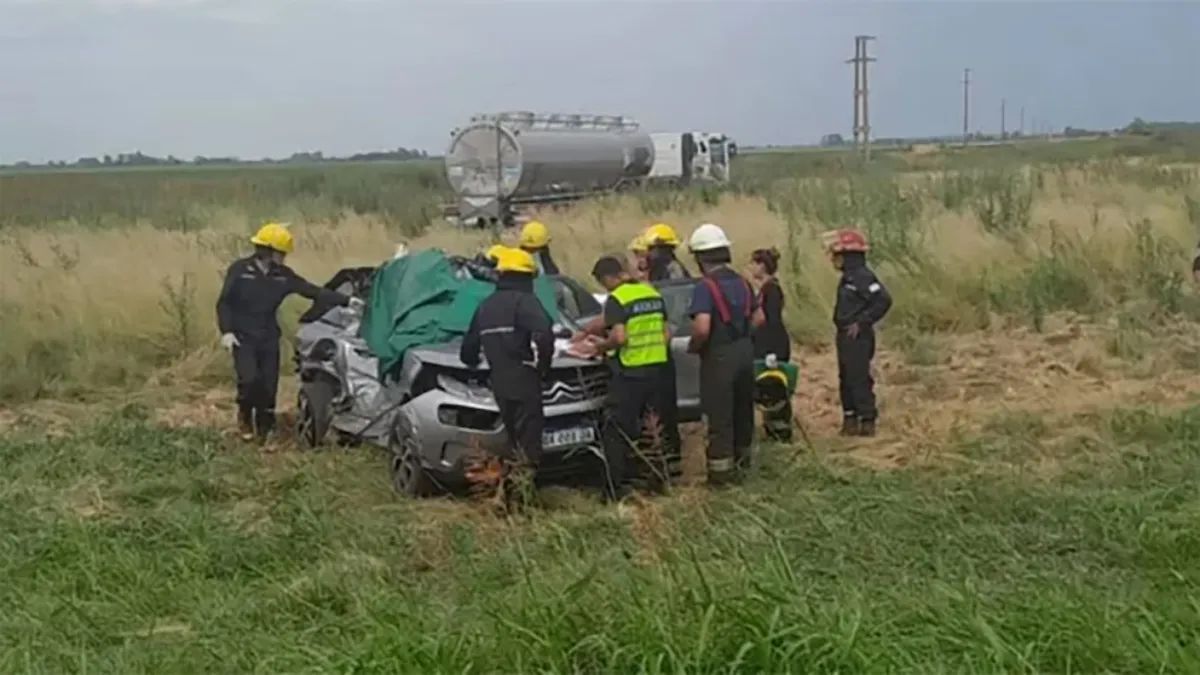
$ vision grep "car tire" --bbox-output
[389,428,439,497]
[296,378,335,449]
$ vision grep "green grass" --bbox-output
[3,404,1199,673]
[3,133,1197,233]
[5,130,1200,672]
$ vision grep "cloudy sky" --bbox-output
[0,0,1196,163]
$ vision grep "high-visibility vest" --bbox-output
[609,281,669,368]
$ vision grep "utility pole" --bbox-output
[961,67,971,147]
[1019,106,1025,136]
[1000,98,1007,140]
[846,35,876,160]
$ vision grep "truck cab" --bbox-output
[690,132,735,183]
[649,132,737,186]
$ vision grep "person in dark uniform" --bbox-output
[475,244,509,268]
[518,220,561,276]
[1191,240,1200,283]
[216,222,359,442]
[685,223,765,486]
[459,247,555,468]
[826,228,892,437]
[748,247,794,442]
[628,232,651,281]
[589,255,676,501]
[644,223,692,282]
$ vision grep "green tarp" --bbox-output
[362,249,559,377]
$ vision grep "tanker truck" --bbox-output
[442,111,737,228]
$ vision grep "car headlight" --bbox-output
[437,373,496,404]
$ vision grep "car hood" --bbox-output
[408,340,601,370]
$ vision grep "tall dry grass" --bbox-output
[2,160,1198,403]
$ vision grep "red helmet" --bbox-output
[828,228,870,253]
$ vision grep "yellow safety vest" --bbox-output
[609,281,669,368]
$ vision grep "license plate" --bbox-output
[542,426,596,449]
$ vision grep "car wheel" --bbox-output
[389,430,438,497]
[296,378,335,449]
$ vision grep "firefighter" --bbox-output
[590,255,676,501]
[628,231,651,281]
[827,227,893,437]
[459,247,555,468]
[748,247,794,442]
[216,222,360,442]
[634,227,684,454]
[685,223,764,485]
[518,220,561,275]
[568,232,650,339]
[478,244,508,266]
[644,223,692,281]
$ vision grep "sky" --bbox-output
[0,0,1197,164]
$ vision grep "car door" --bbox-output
[547,274,603,326]
[654,279,703,422]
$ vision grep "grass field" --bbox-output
[3,133,1200,672]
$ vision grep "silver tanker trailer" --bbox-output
[442,111,736,228]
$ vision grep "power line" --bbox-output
[846,35,876,160]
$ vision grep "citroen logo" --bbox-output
[543,379,585,404]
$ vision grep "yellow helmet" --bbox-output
[495,247,538,274]
[519,220,550,249]
[644,223,680,248]
[628,231,650,253]
[249,222,294,254]
[484,244,509,261]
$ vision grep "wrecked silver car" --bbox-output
[292,252,680,497]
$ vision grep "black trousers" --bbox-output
[233,338,281,437]
[700,338,756,478]
[836,328,877,421]
[497,392,545,466]
[602,365,676,494]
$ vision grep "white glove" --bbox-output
[220,333,239,351]
[348,297,365,311]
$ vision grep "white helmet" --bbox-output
[688,223,732,252]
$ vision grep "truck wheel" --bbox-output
[389,431,439,497]
[296,378,335,449]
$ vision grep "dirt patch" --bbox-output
[10,317,1199,480]
[788,319,1200,469]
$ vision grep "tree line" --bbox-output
[3,147,433,170]
[816,119,1199,148]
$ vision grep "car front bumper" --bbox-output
[398,389,608,487]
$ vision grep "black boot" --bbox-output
[707,471,739,489]
[734,448,752,475]
[840,415,860,437]
[254,407,277,441]
[237,405,255,441]
[858,419,877,437]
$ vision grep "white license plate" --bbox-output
[542,426,596,449]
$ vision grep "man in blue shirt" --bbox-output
[686,223,765,486]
